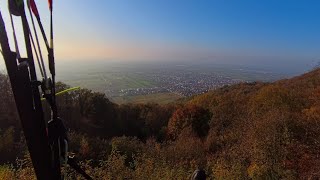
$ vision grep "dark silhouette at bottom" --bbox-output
[191,169,206,180]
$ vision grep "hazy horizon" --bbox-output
[0,0,318,84]
[0,56,315,77]
[0,0,319,66]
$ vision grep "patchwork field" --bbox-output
[55,61,291,104]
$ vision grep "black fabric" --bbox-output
[48,117,68,144]
[8,0,24,16]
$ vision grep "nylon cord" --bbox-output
[29,27,44,77]
[9,14,20,58]
[9,9,44,78]
[28,3,47,79]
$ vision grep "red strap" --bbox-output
[48,0,52,11]
[29,0,39,17]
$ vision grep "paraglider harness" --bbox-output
[0,0,92,179]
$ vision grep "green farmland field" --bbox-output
[111,93,182,104]
[59,72,156,93]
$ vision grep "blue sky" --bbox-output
[0,0,319,66]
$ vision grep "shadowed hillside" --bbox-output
[0,69,319,179]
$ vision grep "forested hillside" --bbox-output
[0,69,319,179]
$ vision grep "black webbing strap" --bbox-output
[0,10,54,179]
[68,157,93,180]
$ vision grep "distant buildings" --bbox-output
[117,70,241,97]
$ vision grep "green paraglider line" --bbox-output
[41,86,80,101]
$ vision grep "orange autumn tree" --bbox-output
[167,104,212,139]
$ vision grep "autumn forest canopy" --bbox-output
[0,68,320,179]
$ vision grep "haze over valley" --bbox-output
[53,59,312,104]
